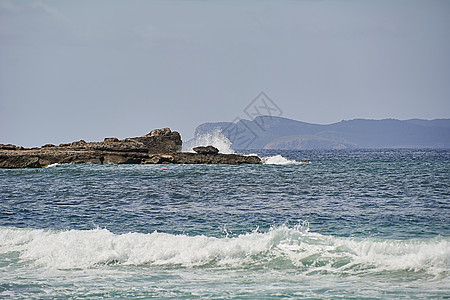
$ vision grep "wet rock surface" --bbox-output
[192,146,219,155]
[0,128,261,168]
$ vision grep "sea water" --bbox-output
[0,149,449,299]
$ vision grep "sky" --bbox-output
[1,0,449,147]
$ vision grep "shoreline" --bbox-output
[0,128,261,168]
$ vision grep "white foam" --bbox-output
[262,155,304,165]
[45,163,60,168]
[1,226,448,277]
[184,129,235,154]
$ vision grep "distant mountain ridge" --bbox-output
[186,116,450,150]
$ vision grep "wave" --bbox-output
[183,129,235,154]
[1,225,448,277]
[262,155,308,165]
[45,163,60,168]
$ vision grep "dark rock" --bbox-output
[71,140,86,146]
[192,146,219,155]
[0,144,22,150]
[104,138,119,142]
[170,153,260,165]
[42,144,56,148]
[0,144,13,150]
[0,128,261,168]
[146,128,172,137]
[61,130,182,153]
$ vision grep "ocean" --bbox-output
[0,149,449,299]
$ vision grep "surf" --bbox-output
[183,129,235,154]
[1,225,448,278]
[261,155,306,165]
[183,129,311,165]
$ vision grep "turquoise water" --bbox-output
[1,149,449,298]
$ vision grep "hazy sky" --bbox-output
[1,0,449,147]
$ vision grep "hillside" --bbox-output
[185,116,450,150]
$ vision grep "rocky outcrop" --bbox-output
[0,128,261,168]
[192,146,219,155]
[54,128,182,153]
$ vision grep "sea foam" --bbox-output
[45,163,60,168]
[183,129,308,165]
[1,226,448,277]
[183,129,235,154]
[262,155,303,165]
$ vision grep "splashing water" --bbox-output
[184,129,235,154]
[262,155,302,165]
[1,224,448,277]
[1,149,449,298]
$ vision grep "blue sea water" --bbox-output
[0,149,449,299]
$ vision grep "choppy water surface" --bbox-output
[0,149,449,299]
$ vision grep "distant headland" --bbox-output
[186,117,450,150]
[0,128,261,168]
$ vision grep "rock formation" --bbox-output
[192,146,219,155]
[188,116,450,149]
[0,128,261,168]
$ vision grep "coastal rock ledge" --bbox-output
[0,128,261,168]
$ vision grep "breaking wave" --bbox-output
[262,155,305,165]
[184,129,235,154]
[1,225,448,277]
[45,163,60,168]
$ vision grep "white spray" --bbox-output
[184,128,235,154]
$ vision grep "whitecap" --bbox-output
[1,225,448,277]
[45,163,60,168]
[262,155,305,165]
